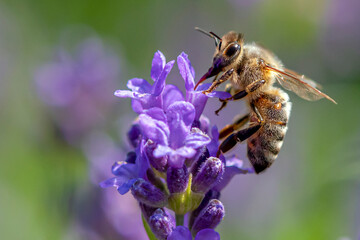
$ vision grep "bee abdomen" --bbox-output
[247,123,287,173]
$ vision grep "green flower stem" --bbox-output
[168,174,204,214]
[176,214,184,226]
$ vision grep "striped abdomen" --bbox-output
[247,89,292,173]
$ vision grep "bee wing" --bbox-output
[265,65,337,104]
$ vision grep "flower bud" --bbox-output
[190,147,209,175]
[167,165,189,193]
[130,178,168,207]
[189,189,220,229]
[191,199,225,236]
[191,157,224,193]
[127,123,142,148]
[149,209,175,240]
[145,140,168,172]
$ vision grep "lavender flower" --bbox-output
[101,50,253,239]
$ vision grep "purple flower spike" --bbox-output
[191,199,225,236]
[192,157,224,193]
[100,51,254,240]
[167,165,189,193]
[130,178,168,207]
[149,208,176,240]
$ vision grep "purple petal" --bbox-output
[187,91,209,121]
[144,107,167,122]
[213,156,253,192]
[207,126,220,157]
[117,178,137,195]
[177,52,195,91]
[175,146,196,158]
[139,114,169,145]
[131,99,144,113]
[111,161,138,177]
[127,78,152,93]
[114,89,134,98]
[163,84,184,111]
[185,130,211,149]
[100,177,126,188]
[168,226,192,240]
[199,115,210,134]
[100,176,136,195]
[194,229,220,240]
[151,51,166,81]
[152,60,175,96]
[166,101,195,148]
[153,144,173,158]
[168,155,186,168]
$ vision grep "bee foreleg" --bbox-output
[217,123,261,157]
[203,68,234,94]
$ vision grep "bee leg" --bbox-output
[219,113,250,139]
[212,73,220,83]
[221,79,266,102]
[217,123,261,157]
[217,104,264,157]
[203,68,234,94]
[215,83,233,115]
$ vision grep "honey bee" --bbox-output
[194,28,336,174]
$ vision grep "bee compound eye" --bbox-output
[224,43,240,57]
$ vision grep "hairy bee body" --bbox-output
[195,29,335,173]
[233,43,292,173]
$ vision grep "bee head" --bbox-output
[195,29,244,89]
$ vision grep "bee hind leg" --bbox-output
[217,123,261,157]
[217,104,264,157]
[219,113,250,139]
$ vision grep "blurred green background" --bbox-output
[0,0,359,239]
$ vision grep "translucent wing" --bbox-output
[265,65,337,104]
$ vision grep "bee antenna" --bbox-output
[195,27,221,47]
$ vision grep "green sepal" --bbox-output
[168,174,204,215]
[142,214,157,240]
